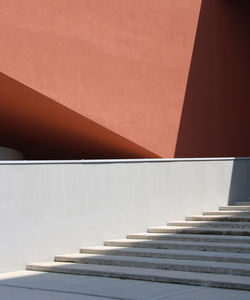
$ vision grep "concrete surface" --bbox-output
[25,262,250,291]
[0,270,250,300]
[54,253,250,276]
[79,245,250,263]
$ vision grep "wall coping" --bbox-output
[0,157,249,165]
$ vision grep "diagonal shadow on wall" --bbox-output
[0,72,159,159]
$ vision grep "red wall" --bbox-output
[0,0,201,158]
[0,72,158,159]
[0,0,249,159]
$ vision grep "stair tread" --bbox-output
[222,205,250,207]
[127,232,250,243]
[220,206,250,211]
[55,253,250,271]
[187,215,250,221]
[80,245,250,261]
[149,225,250,234]
[234,202,250,206]
[167,221,250,226]
[203,211,250,216]
[104,238,250,250]
[26,262,250,290]
[150,225,250,229]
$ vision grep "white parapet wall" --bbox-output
[0,158,249,272]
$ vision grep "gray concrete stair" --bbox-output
[167,221,250,229]
[26,262,250,291]
[203,210,250,216]
[234,202,250,206]
[148,225,250,236]
[80,245,250,263]
[186,215,250,222]
[26,204,250,290]
[219,206,250,211]
[54,253,250,276]
[103,238,250,253]
[127,232,250,244]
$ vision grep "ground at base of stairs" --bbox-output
[0,270,250,300]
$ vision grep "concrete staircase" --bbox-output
[27,205,250,290]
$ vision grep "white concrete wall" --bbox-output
[0,158,249,272]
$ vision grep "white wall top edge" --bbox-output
[0,157,249,165]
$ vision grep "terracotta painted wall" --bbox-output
[0,72,158,159]
[0,0,201,158]
[0,0,249,159]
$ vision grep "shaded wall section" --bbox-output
[175,0,250,157]
[0,0,201,158]
[0,72,158,159]
[228,159,250,204]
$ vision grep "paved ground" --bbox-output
[0,270,250,300]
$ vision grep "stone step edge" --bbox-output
[167,221,250,227]
[26,262,250,291]
[186,215,250,221]
[54,253,250,276]
[126,232,250,243]
[148,226,250,236]
[234,202,250,206]
[103,238,250,253]
[203,211,250,216]
[80,246,250,263]
[220,206,250,211]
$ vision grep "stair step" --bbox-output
[167,221,250,229]
[25,205,250,291]
[80,246,250,263]
[203,211,250,216]
[186,215,250,222]
[220,206,250,211]
[148,225,250,236]
[104,238,250,253]
[234,202,250,206]
[26,262,250,291]
[127,232,250,244]
[55,253,250,276]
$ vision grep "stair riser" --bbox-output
[167,222,250,229]
[127,234,250,244]
[104,241,250,253]
[220,207,250,211]
[26,204,250,291]
[80,249,250,263]
[203,212,250,216]
[186,216,250,222]
[148,228,250,236]
[55,256,250,276]
[26,264,250,291]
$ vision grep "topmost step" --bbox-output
[220,206,250,211]
[234,202,250,206]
